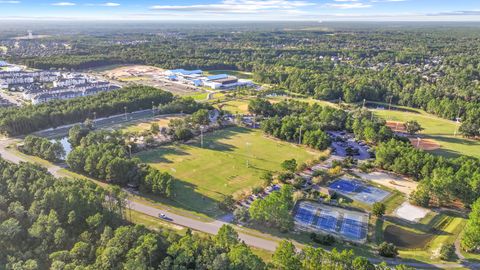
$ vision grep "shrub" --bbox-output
[378,242,398,258]
[372,202,386,218]
[439,244,456,261]
[310,233,336,246]
[252,186,263,195]
[233,207,249,223]
[219,195,236,211]
[278,172,295,183]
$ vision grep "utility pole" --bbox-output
[299,126,302,145]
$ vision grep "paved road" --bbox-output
[1,135,479,269]
[129,200,279,251]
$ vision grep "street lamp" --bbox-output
[124,106,127,121]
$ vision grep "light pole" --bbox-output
[127,144,132,158]
[246,142,251,168]
[200,125,204,148]
[124,106,127,121]
[362,99,366,109]
[152,101,155,117]
[388,96,393,111]
[93,112,96,128]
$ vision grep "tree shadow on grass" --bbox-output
[138,145,190,164]
[141,177,225,218]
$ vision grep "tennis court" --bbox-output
[329,178,390,205]
[315,208,339,232]
[294,201,369,243]
[340,213,367,240]
[294,203,316,226]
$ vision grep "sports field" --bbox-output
[216,99,250,114]
[374,108,480,159]
[137,126,320,216]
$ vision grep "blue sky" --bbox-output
[0,0,479,21]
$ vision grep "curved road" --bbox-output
[1,136,478,269]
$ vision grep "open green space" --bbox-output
[215,99,251,114]
[118,115,182,134]
[186,92,208,101]
[377,209,466,263]
[136,126,321,216]
[373,107,480,159]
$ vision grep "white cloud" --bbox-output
[51,2,76,6]
[325,2,372,9]
[0,0,20,3]
[100,2,120,6]
[370,0,407,2]
[151,0,315,14]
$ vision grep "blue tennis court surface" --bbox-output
[340,214,367,240]
[329,178,390,205]
[315,209,338,232]
[294,201,368,243]
[294,204,315,226]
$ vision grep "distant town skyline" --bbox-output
[0,0,479,21]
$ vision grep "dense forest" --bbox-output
[66,129,174,197]
[0,157,416,269]
[11,26,480,137]
[249,99,395,150]
[375,139,480,208]
[0,86,174,136]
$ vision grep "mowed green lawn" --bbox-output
[374,108,480,159]
[136,126,320,216]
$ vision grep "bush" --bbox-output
[252,186,263,195]
[372,202,386,217]
[278,172,295,183]
[310,233,336,246]
[219,195,236,211]
[439,244,456,261]
[233,207,249,223]
[378,242,398,258]
[293,176,305,189]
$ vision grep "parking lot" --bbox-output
[328,131,371,160]
[294,201,369,243]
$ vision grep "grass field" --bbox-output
[118,115,182,133]
[374,107,480,159]
[136,126,321,216]
[216,99,251,114]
